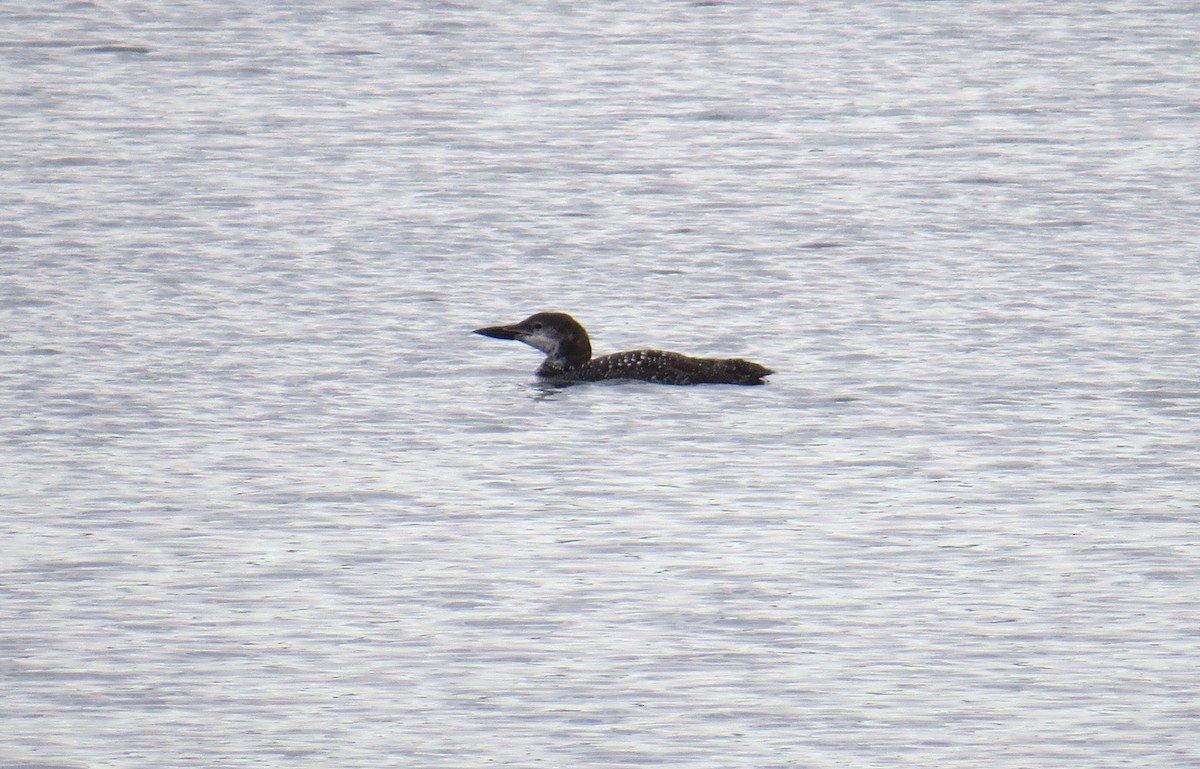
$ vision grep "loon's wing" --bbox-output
[583,350,771,386]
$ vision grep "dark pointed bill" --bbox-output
[474,324,521,340]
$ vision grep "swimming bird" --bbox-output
[474,312,772,386]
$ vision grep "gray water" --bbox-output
[3,1,1199,767]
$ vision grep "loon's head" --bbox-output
[474,312,592,367]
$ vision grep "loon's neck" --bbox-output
[537,349,585,378]
[543,327,591,369]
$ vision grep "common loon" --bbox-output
[474,312,773,386]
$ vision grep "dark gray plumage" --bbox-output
[474,312,773,386]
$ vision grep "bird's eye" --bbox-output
[531,322,542,330]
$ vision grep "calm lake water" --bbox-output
[2,1,1198,767]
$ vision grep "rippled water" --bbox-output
[3,2,1198,767]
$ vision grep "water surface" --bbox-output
[2,2,1198,767]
